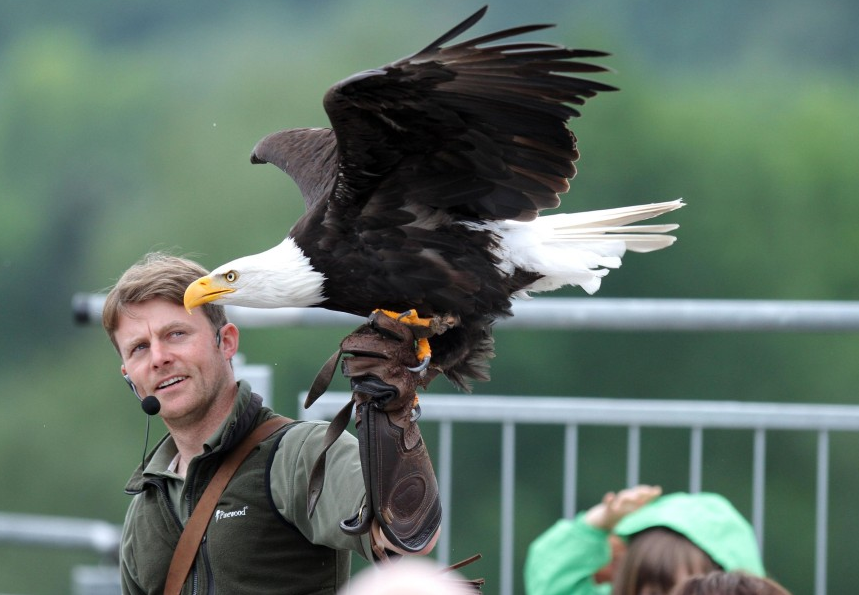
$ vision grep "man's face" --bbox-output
[114,298,236,427]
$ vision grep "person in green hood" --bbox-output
[524,485,765,595]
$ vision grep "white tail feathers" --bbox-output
[498,199,684,296]
[543,199,684,229]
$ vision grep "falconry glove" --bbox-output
[305,312,441,554]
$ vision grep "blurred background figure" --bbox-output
[340,558,476,595]
[525,485,765,595]
[670,571,791,595]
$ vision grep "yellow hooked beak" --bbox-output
[184,275,235,313]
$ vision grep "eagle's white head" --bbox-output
[184,237,326,312]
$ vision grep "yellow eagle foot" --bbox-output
[372,309,459,374]
[374,309,432,372]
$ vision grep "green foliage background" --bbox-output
[1,0,858,592]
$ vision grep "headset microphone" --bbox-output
[140,395,161,416]
[123,374,161,416]
[123,374,161,470]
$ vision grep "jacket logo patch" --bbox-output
[215,506,249,522]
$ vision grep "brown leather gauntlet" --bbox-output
[305,312,441,553]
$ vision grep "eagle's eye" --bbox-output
[224,270,239,283]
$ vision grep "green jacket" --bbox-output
[120,380,372,594]
[524,515,614,595]
[524,492,765,595]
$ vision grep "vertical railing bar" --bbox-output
[815,430,829,595]
[627,425,641,487]
[437,420,453,567]
[752,428,766,553]
[500,422,516,595]
[563,424,579,519]
[689,426,703,493]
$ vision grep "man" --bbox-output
[102,252,438,594]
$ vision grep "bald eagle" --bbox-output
[184,6,683,390]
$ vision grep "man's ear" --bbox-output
[219,323,239,358]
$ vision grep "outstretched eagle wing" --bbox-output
[320,5,617,223]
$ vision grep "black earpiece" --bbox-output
[122,373,136,393]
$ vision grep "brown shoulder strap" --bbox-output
[164,416,292,595]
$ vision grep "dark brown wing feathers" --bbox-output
[317,7,616,223]
[250,128,338,211]
[252,6,615,221]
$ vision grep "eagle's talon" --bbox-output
[396,309,419,323]
[373,311,439,372]
[377,308,431,328]
[407,355,431,373]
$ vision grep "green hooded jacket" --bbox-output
[524,492,764,595]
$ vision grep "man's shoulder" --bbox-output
[277,418,326,438]
[274,418,358,460]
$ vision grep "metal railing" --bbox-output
[72,294,859,333]
[0,512,120,557]
[301,393,859,595]
[0,512,122,593]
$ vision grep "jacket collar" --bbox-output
[125,380,263,493]
[205,380,263,456]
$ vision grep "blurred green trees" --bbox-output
[1,0,858,592]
